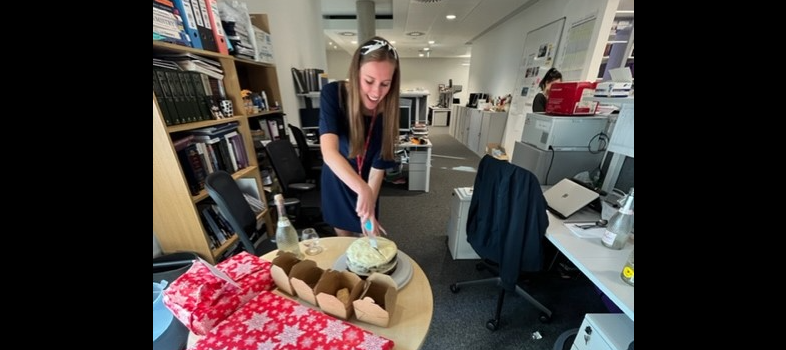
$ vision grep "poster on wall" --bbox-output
[558,15,596,82]
[504,17,566,156]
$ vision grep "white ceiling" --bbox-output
[321,0,537,59]
[321,0,635,59]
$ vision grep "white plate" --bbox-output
[333,250,414,290]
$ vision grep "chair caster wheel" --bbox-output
[539,313,552,323]
[485,319,499,331]
[450,284,459,293]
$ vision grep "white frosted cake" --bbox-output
[346,237,398,276]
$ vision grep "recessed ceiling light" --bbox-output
[407,31,425,37]
[428,40,435,44]
[339,32,356,36]
[446,15,456,20]
[390,41,396,44]
[419,53,424,57]
[351,40,357,44]
[423,47,430,51]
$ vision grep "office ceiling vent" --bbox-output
[413,0,444,4]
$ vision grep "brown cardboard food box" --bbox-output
[270,252,302,295]
[314,269,364,320]
[352,273,398,327]
[288,260,325,306]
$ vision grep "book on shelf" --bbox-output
[291,68,307,94]
[153,0,191,47]
[171,0,202,49]
[192,0,218,52]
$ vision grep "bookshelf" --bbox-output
[599,11,634,79]
[153,14,281,263]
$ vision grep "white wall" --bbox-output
[246,0,327,128]
[326,52,470,108]
[468,0,619,154]
[326,50,352,82]
[468,0,618,98]
[400,58,469,107]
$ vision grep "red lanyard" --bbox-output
[356,109,378,175]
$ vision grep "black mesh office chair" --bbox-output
[450,155,553,331]
[204,171,276,255]
[288,124,322,183]
[265,139,320,226]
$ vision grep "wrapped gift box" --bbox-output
[191,290,395,350]
[163,252,275,335]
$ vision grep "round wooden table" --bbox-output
[188,237,434,350]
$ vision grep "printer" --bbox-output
[595,67,633,97]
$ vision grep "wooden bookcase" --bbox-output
[152,14,282,263]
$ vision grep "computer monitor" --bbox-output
[299,108,320,128]
[399,98,412,133]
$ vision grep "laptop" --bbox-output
[543,178,600,219]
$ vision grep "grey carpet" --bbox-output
[377,132,608,350]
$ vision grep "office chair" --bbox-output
[450,155,553,331]
[264,139,320,226]
[288,124,322,183]
[204,170,276,256]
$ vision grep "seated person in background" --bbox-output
[532,67,562,112]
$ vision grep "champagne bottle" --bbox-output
[601,188,634,250]
[274,194,303,259]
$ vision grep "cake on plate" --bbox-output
[345,237,398,276]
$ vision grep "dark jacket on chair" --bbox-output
[466,155,549,291]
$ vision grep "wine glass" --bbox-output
[301,228,323,255]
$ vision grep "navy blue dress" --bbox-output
[319,82,397,232]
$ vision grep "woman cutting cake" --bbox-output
[319,37,401,237]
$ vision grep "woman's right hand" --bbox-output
[355,184,375,224]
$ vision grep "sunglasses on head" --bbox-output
[360,39,398,60]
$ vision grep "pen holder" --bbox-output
[220,99,233,117]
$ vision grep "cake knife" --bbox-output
[364,220,383,255]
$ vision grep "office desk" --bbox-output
[187,237,434,350]
[546,212,634,321]
[397,139,432,192]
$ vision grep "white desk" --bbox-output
[397,139,432,192]
[546,211,634,321]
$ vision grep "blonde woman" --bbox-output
[319,36,401,237]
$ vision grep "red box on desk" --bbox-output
[546,82,599,115]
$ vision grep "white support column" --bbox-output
[357,0,376,43]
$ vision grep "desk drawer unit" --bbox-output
[573,314,634,350]
[409,149,429,163]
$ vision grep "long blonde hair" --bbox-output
[343,36,400,161]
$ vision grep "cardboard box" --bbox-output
[595,67,633,97]
[594,82,632,97]
[270,252,302,295]
[485,143,508,161]
[314,270,364,320]
[288,260,325,306]
[352,273,397,327]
